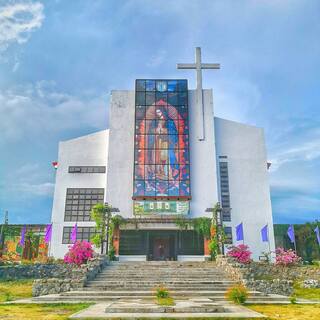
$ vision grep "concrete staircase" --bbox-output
[34,261,289,306]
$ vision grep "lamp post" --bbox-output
[216,204,224,255]
[103,203,119,256]
[0,211,8,257]
[206,203,224,255]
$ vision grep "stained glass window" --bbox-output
[133,80,191,199]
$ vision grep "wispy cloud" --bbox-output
[269,132,320,172]
[0,1,44,52]
[0,162,54,203]
[0,81,108,142]
[147,50,167,68]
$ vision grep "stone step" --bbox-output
[89,279,234,284]
[61,290,266,297]
[33,294,289,304]
[102,267,225,274]
[106,264,220,268]
[104,264,220,267]
[97,274,227,278]
[84,287,232,292]
[100,269,228,277]
[83,287,245,296]
[105,302,224,314]
[95,276,229,281]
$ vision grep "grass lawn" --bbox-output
[0,303,91,320]
[249,304,320,320]
[0,280,33,302]
[293,283,320,301]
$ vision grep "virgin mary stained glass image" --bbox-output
[134,80,190,198]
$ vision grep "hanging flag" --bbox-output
[70,223,77,243]
[314,226,320,246]
[44,224,52,243]
[287,224,295,243]
[261,225,269,242]
[52,161,58,169]
[19,225,26,247]
[236,223,244,241]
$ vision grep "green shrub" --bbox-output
[225,285,249,304]
[290,295,297,304]
[108,245,116,261]
[4,291,13,302]
[155,286,169,299]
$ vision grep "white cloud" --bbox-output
[15,181,54,196]
[0,1,44,51]
[272,193,320,223]
[0,81,108,142]
[0,162,54,200]
[147,49,167,68]
[270,137,320,172]
[213,77,262,124]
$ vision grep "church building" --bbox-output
[50,48,275,261]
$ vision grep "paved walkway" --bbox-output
[69,299,266,319]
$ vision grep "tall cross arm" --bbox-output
[177,63,196,69]
[201,63,220,69]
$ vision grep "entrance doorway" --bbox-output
[152,237,170,260]
[148,231,177,261]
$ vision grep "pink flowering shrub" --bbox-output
[64,241,94,265]
[227,244,252,264]
[275,247,301,266]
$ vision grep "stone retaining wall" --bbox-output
[32,256,107,297]
[243,279,294,296]
[0,263,74,280]
[216,256,295,296]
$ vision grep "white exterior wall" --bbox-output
[106,89,218,220]
[50,130,109,258]
[189,89,219,217]
[214,118,275,260]
[106,91,135,218]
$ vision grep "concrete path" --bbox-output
[69,300,266,319]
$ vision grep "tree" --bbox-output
[90,203,125,258]
[209,203,226,260]
[90,203,110,254]
[295,221,320,262]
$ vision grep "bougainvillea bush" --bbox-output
[275,247,301,266]
[227,244,252,264]
[64,240,94,265]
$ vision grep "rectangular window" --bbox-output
[64,188,104,221]
[224,226,233,244]
[133,79,191,200]
[219,161,231,222]
[62,226,97,244]
[68,166,106,173]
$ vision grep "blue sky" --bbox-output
[0,0,319,224]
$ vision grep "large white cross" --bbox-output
[177,47,220,141]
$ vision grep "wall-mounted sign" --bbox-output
[134,201,189,215]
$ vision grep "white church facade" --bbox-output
[50,49,275,261]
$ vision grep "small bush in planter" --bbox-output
[226,244,252,264]
[154,286,174,306]
[155,285,169,299]
[64,240,94,265]
[225,285,249,304]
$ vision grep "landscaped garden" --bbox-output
[0,206,318,319]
